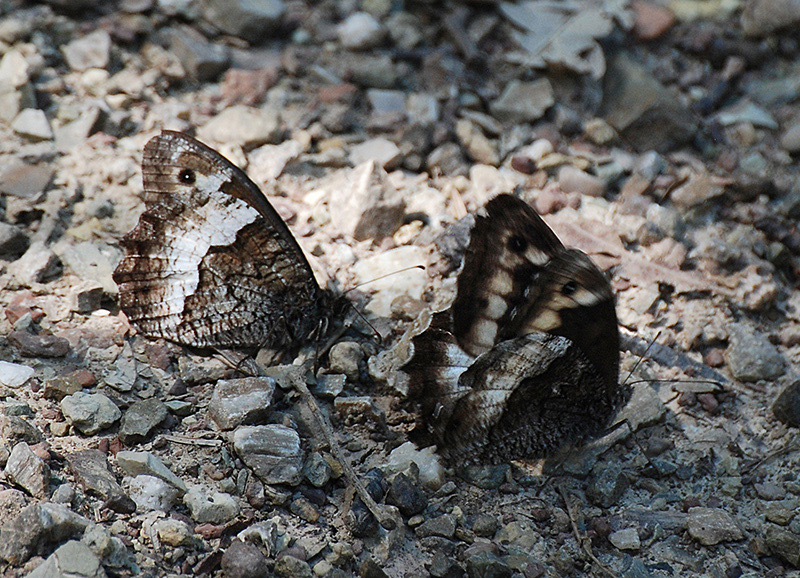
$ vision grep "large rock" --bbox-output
[25,540,107,578]
[60,392,121,435]
[118,398,168,445]
[0,502,91,565]
[233,424,304,485]
[207,377,275,430]
[600,53,697,152]
[203,0,286,43]
[490,78,554,124]
[328,161,406,241]
[726,323,785,382]
[4,442,50,499]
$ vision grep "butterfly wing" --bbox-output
[113,131,328,350]
[436,333,628,464]
[452,194,563,357]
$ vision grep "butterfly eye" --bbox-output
[508,235,527,253]
[562,280,578,296]
[178,169,196,184]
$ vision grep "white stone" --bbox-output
[0,361,35,387]
[126,475,180,512]
[386,441,445,491]
[609,527,641,550]
[352,245,428,317]
[12,108,53,141]
[337,12,385,50]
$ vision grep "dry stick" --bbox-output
[556,483,617,578]
[162,434,223,447]
[290,372,397,530]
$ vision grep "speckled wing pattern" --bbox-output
[113,131,331,350]
[405,194,628,464]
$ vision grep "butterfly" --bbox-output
[113,131,335,352]
[403,194,629,465]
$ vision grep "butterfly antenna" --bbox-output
[622,330,661,386]
[342,265,426,296]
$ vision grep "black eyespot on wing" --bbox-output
[508,235,528,253]
[562,280,578,296]
[179,168,196,184]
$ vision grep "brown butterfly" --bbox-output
[404,194,628,464]
[113,131,335,351]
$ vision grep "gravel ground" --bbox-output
[1,1,800,577]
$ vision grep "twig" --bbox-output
[290,372,397,530]
[162,434,223,447]
[557,483,617,578]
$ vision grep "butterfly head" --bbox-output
[521,249,619,387]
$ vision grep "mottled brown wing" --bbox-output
[113,131,330,350]
[431,333,630,465]
[452,194,564,357]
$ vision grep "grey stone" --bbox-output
[203,0,285,43]
[465,551,512,578]
[5,442,49,499]
[726,323,785,382]
[233,424,304,485]
[773,379,800,427]
[0,414,43,445]
[609,527,641,550]
[165,25,230,81]
[427,142,467,175]
[600,53,697,152]
[366,88,405,115]
[765,524,800,568]
[12,109,53,141]
[125,474,180,512]
[781,120,800,154]
[328,161,406,241]
[0,361,35,388]
[275,554,313,578]
[313,374,345,399]
[25,540,107,578]
[0,162,54,199]
[9,330,70,358]
[178,354,229,385]
[220,539,270,578]
[459,464,508,490]
[62,30,112,71]
[0,222,30,260]
[338,12,385,50]
[118,398,168,445]
[387,472,427,517]
[586,464,629,507]
[741,0,800,36]
[8,242,62,285]
[0,502,91,565]
[415,514,456,538]
[65,450,126,503]
[471,513,499,538]
[164,399,193,416]
[197,104,281,147]
[687,507,744,546]
[184,488,240,524]
[490,78,554,124]
[341,53,396,89]
[302,451,332,487]
[328,341,364,381]
[60,392,121,435]
[117,451,187,495]
[207,377,276,430]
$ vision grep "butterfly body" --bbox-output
[113,131,333,351]
[405,194,628,464]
